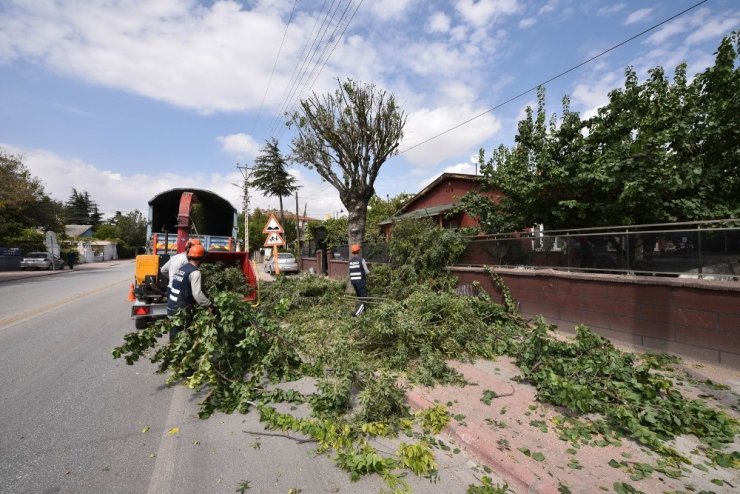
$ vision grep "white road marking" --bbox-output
[147,384,189,494]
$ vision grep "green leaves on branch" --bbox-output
[458,33,740,231]
[515,323,738,461]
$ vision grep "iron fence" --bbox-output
[457,219,740,281]
[323,242,390,263]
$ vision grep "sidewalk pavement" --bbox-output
[0,259,131,283]
[407,351,740,494]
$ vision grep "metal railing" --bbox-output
[312,242,390,263]
[457,219,740,281]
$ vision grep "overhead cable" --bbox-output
[399,0,709,155]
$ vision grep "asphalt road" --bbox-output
[0,261,486,494]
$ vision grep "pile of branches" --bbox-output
[114,222,738,492]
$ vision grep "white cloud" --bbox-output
[597,3,625,16]
[444,162,478,174]
[367,0,416,21]
[455,0,521,28]
[401,105,502,166]
[646,8,710,45]
[570,72,619,120]
[518,17,537,29]
[685,14,740,45]
[624,8,652,26]
[2,142,344,220]
[217,133,262,161]
[428,11,451,33]
[538,1,557,15]
[0,0,335,113]
[2,143,242,216]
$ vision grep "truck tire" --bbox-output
[134,317,149,330]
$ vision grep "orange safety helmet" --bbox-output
[351,244,361,254]
[188,244,206,259]
[185,239,202,249]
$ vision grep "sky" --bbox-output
[1,0,737,221]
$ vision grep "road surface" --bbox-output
[0,260,487,493]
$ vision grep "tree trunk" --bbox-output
[346,199,368,246]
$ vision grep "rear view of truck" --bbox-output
[130,188,257,329]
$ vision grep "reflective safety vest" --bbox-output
[348,255,366,283]
[167,263,197,312]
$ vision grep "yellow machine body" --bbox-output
[134,255,161,285]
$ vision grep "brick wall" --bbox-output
[304,248,740,368]
[450,267,740,368]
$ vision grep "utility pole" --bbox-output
[295,191,300,256]
[236,164,253,254]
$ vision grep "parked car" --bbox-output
[264,252,299,274]
[20,252,65,270]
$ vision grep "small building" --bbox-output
[379,173,502,238]
[64,224,94,238]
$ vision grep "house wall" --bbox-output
[382,177,502,238]
[404,177,501,210]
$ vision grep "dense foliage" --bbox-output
[114,221,737,492]
[94,210,148,257]
[63,188,102,227]
[458,33,740,232]
[0,148,62,242]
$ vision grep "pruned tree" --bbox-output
[290,79,406,246]
[251,138,298,228]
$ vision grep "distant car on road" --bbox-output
[264,252,299,274]
[20,252,65,270]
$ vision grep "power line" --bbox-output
[264,0,343,140]
[248,0,299,137]
[399,0,709,155]
[275,0,364,142]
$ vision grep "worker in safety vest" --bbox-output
[348,244,370,316]
[161,239,201,292]
[166,243,215,341]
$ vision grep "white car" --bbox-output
[20,252,65,270]
[264,252,299,274]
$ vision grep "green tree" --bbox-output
[251,138,298,228]
[365,193,412,242]
[0,148,62,241]
[63,188,102,227]
[290,78,406,246]
[115,210,147,247]
[459,32,740,231]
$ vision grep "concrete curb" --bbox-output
[406,390,561,494]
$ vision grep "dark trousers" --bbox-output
[351,280,367,316]
[167,307,192,342]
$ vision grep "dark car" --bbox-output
[19,252,65,270]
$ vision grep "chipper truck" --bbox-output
[129,188,257,329]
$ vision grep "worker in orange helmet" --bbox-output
[160,239,201,293]
[348,244,370,316]
[165,243,215,342]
